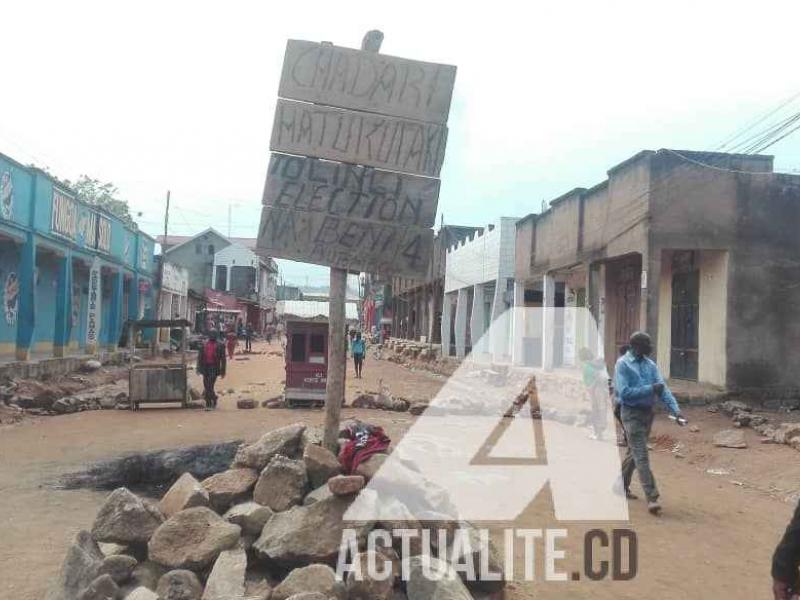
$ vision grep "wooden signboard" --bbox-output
[263,153,439,228]
[271,99,447,178]
[258,205,433,277]
[279,40,457,124]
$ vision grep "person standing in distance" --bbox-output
[615,331,686,515]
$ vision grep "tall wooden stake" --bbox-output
[153,190,170,354]
[322,30,384,452]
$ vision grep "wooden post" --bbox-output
[322,31,384,453]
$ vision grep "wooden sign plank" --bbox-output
[270,98,447,178]
[256,205,433,278]
[279,40,457,125]
[263,153,439,228]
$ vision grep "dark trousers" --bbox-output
[245,336,252,352]
[621,405,658,501]
[203,373,218,407]
[353,353,364,376]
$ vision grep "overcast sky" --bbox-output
[2,0,799,286]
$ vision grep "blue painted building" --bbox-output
[0,151,158,361]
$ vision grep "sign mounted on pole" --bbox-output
[257,38,456,279]
[86,257,102,351]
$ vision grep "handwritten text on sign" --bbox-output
[271,99,447,178]
[279,40,456,124]
[263,153,438,227]
[257,206,433,277]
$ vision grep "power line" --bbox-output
[715,90,800,151]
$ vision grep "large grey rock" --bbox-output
[92,488,165,545]
[303,443,341,488]
[128,562,166,591]
[405,556,472,600]
[156,570,202,600]
[271,564,344,600]
[713,429,748,449]
[202,548,246,600]
[202,468,259,512]
[223,502,273,536]
[148,507,241,570]
[159,473,210,518]
[232,424,306,470]
[772,423,800,445]
[122,587,158,600]
[328,475,365,496]
[77,574,118,600]
[243,576,272,600]
[253,455,308,512]
[98,554,137,584]
[254,493,374,566]
[346,550,395,599]
[50,530,104,600]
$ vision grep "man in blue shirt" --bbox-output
[615,331,685,515]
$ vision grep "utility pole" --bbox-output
[322,30,384,452]
[154,190,170,354]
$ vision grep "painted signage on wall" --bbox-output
[86,258,101,347]
[97,216,111,253]
[52,188,78,240]
[3,271,18,326]
[1,171,13,221]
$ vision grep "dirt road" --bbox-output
[1,341,797,599]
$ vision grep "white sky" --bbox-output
[2,0,800,286]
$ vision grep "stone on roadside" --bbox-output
[201,548,247,600]
[303,443,341,488]
[128,561,167,591]
[405,556,472,600]
[346,551,395,600]
[253,455,308,512]
[328,475,365,496]
[271,564,344,600]
[148,507,241,571]
[232,424,306,470]
[223,501,273,536]
[50,530,105,600]
[91,488,165,545]
[122,587,158,600]
[720,400,751,416]
[237,398,257,409]
[202,468,259,512]
[713,429,748,449]
[772,423,800,445]
[409,403,428,416]
[83,360,103,372]
[159,473,210,518]
[98,554,137,584]
[243,576,273,600]
[155,570,203,600]
[354,453,388,481]
[254,494,373,566]
[303,483,334,506]
[77,574,118,600]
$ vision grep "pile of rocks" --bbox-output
[52,422,503,600]
[351,382,411,413]
[711,400,800,451]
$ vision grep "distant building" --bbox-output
[389,224,483,343]
[514,149,800,396]
[0,151,158,361]
[277,285,303,301]
[442,218,519,359]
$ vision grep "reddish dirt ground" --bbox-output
[0,341,797,599]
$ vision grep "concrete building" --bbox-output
[390,225,483,343]
[0,151,158,361]
[442,218,518,360]
[514,148,800,396]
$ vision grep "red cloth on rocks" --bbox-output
[338,422,391,474]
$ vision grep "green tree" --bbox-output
[67,175,136,228]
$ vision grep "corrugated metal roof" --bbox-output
[277,300,358,322]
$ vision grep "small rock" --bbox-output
[689,425,700,433]
[271,564,344,600]
[303,483,334,506]
[78,574,118,600]
[223,502,273,536]
[720,400,751,416]
[148,507,241,570]
[156,570,203,600]
[713,429,748,449]
[51,530,105,600]
[264,399,286,409]
[253,455,308,512]
[91,488,164,545]
[159,473,210,518]
[303,443,341,488]
[354,453,388,481]
[202,548,247,600]
[406,556,472,600]
[83,360,103,372]
[202,468,259,512]
[328,475,365,496]
[123,587,158,600]
[98,554,137,584]
[237,398,257,409]
[346,550,395,600]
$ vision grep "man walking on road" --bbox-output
[196,330,226,410]
[351,331,365,379]
[615,331,686,515]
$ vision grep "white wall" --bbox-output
[445,217,518,294]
